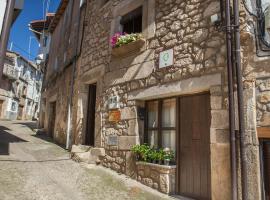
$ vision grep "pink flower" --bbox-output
[110,32,125,47]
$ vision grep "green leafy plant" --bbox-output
[157,149,166,163]
[164,150,174,161]
[131,144,151,161]
[111,32,142,48]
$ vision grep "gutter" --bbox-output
[224,0,249,199]
[224,0,237,199]
[233,0,249,199]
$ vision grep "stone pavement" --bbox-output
[0,120,177,200]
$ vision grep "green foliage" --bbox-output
[131,144,174,164]
[164,150,174,161]
[115,33,142,48]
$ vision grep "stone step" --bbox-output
[71,145,105,164]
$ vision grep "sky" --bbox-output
[8,0,60,61]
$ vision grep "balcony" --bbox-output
[3,64,19,80]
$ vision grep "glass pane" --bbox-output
[162,130,176,153]
[148,131,158,149]
[148,101,158,128]
[162,98,176,127]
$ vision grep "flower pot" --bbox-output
[111,38,145,58]
[152,160,158,164]
[164,159,170,166]
[158,160,163,165]
[135,154,141,161]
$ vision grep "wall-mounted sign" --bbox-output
[109,110,121,123]
[108,96,120,110]
[107,135,118,146]
[159,49,174,68]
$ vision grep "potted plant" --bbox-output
[110,32,145,57]
[164,149,174,166]
[157,149,165,165]
[131,144,151,162]
[131,144,141,161]
[148,149,159,164]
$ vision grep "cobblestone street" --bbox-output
[0,120,175,200]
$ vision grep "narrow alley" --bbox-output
[0,120,174,200]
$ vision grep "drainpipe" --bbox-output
[224,0,237,199]
[232,0,249,199]
[0,0,15,76]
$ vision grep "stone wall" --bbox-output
[43,66,72,145]
[256,78,270,127]
[136,162,176,194]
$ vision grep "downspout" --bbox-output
[224,0,238,199]
[0,0,15,76]
[66,1,86,150]
[232,0,249,199]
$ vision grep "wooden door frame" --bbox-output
[175,92,211,196]
[85,84,97,146]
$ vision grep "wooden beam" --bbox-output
[257,127,270,138]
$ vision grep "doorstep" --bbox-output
[71,145,105,164]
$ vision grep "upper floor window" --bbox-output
[43,36,48,47]
[120,6,143,34]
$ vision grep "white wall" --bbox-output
[0,0,7,37]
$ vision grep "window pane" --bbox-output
[162,98,176,127]
[148,131,158,149]
[162,130,176,153]
[148,101,158,128]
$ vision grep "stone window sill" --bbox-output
[111,38,145,58]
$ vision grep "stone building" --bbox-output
[0,51,42,120]
[41,0,270,199]
[39,0,84,145]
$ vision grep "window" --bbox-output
[43,36,48,47]
[145,98,176,153]
[120,6,143,34]
[11,102,17,112]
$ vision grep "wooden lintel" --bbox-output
[257,127,270,138]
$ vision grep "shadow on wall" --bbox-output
[0,125,28,155]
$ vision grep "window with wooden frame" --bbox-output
[145,98,176,153]
[120,6,143,34]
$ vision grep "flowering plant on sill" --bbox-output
[110,32,142,48]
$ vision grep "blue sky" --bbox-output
[8,0,60,61]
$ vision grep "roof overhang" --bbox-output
[12,0,24,24]
[48,0,69,33]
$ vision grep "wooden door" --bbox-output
[49,102,56,138]
[17,106,24,120]
[178,93,211,199]
[0,100,3,118]
[260,141,270,200]
[85,84,96,146]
